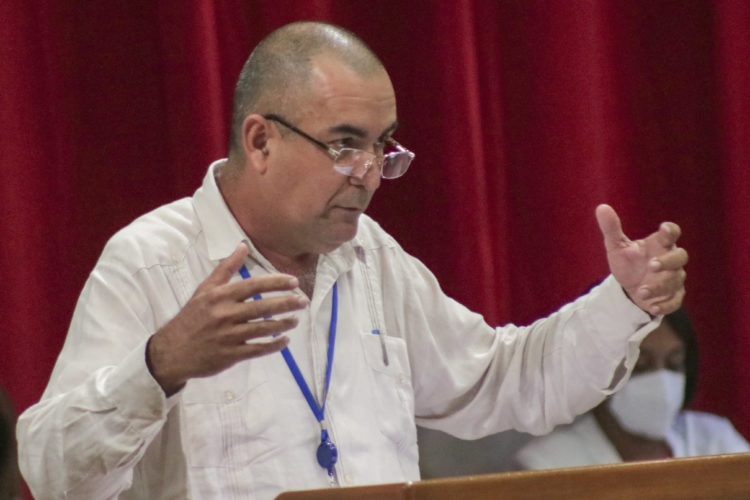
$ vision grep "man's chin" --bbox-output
[319,220,360,252]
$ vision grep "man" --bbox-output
[18,21,687,499]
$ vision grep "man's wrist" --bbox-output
[146,333,185,397]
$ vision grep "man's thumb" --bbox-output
[595,204,627,251]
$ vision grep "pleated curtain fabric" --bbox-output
[2,0,749,461]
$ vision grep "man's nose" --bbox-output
[348,160,381,191]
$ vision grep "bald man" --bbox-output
[18,21,687,499]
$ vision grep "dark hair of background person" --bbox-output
[664,306,699,408]
[0,387,19,500]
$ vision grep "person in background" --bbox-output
[515,306,750,469]
[0,387,20,500]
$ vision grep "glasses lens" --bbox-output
[332,147,414,179]
[332,149,367,177]
[381,152,414,179]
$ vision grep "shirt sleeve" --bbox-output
[16,240,180,499]
[378,247,659,439]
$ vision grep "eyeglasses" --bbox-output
[263,114,414,179]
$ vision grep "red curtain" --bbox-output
[3,0,749,459]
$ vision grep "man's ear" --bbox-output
[241,114,272,173]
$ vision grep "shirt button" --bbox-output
[171,255,180,263]
[224,391,235,401]
[344,474,353,484]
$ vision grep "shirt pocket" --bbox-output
[360,332,417,450]
[179,359,276,468]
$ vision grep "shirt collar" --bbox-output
[193,159,361,274]
[193,159,250,262]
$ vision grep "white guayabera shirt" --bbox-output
[17,160,658,500]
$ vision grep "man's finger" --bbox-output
[641,287,686,316]
[642,268,686,297]
[228,293,308,322]
[649,247,689,271]
[198,243,250,291]
[227,273,301,302]
[595,204,628,251]
[641,222,681,256]
[634,267,685,306]
[227,317,300,344]
[653,222,681,248]
[233,336,291,362]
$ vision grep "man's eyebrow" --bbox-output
[328,124,367,138]
[327,121,399,140]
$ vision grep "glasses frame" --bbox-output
[263,114,414,179]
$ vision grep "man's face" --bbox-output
[265,55,398,256]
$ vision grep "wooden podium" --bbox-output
[276,452,750,499]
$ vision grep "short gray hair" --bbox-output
[227,21,385,157]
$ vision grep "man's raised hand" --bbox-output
[596,204,687,316]
[147,243,308,395]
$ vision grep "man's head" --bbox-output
[220,22,403,259]
[228,21,387,159]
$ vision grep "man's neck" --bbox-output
[216,165,319,297]
[255,242,319,299]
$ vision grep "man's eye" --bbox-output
[330,138,354,149]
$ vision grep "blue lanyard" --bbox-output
[239,265,339,477]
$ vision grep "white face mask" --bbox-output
[608,369,685,439]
